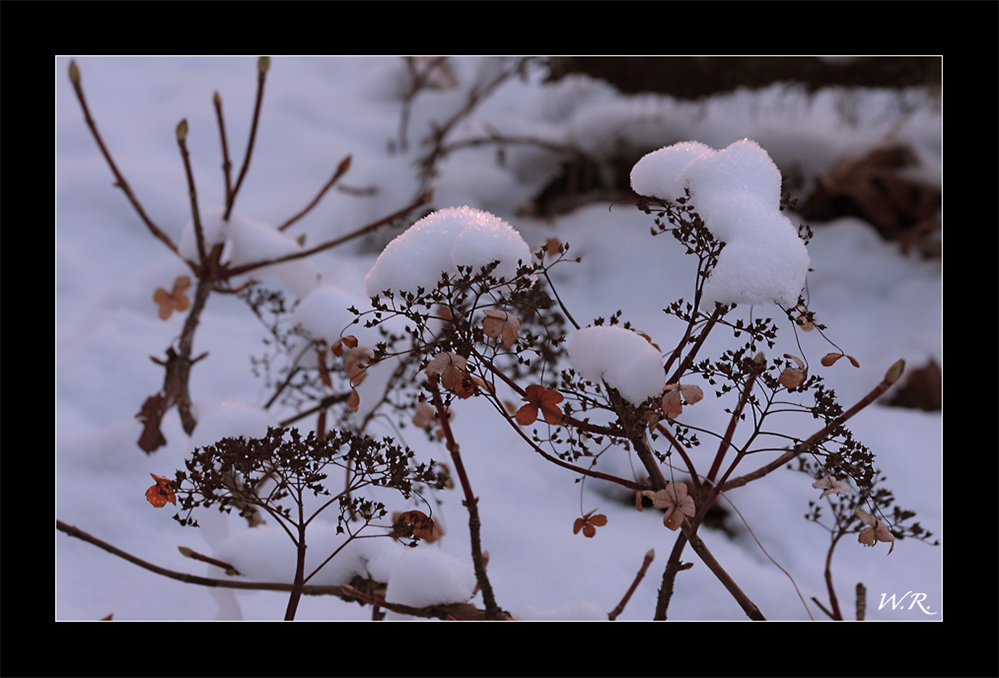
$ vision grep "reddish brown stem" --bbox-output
[608,549,655,620]
[278,155,352,231]
[283,492,307,621]
[720,368,901,493]
[225,57,269,221]
[707,364,762,485]
[68,60,180,256]
[222,189,432,279]
[213,91,234,205]
[428,380,503,619]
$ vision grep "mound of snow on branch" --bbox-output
[568,325,665,406]
[364,206,533,298]
[382,545,477,615]
[631,139,809,309]
[179,207,322,298]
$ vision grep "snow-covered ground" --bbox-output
[56,56,942,621]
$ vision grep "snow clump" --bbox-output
[382,545,477,613]
[631,139,810,309]
[179,207,322,298]
[364,206,533,298]
[568,325,665,406]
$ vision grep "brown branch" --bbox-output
[277,155,352,231]
[606,386,668,491]
[176,119,207,264]
[57,520,335,595]
[222,188,433,279]
[225,56,269,221]
[178,546,240,575]
[720,361,904,493]
[58,520,508,619]
[654,530,689,620]
[213,91,234,207]
[428,379,504,619]
[822,531,846,620]
[653,422,700,491]
[706,355,763,485]
[67,60,180,256]
[341,585,512,621]
[608,549,655,620]
[666,304,722,385]
[680,519,765,620]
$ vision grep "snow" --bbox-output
[513,600,607,620]
[57,57,941,621]
[568,325,665,406]
[212,523,409,588]
[364,205,533,298]
[631,139,810,308]
[290,284,366,345]
[383,546,478,614]
[180,207,323,298]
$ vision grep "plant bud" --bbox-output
[68,59,80,84]
[258,56,271,73]
[176,118,188,142]
[884,358,906,385]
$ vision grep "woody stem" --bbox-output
[428,379,502,619]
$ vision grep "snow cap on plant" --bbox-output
[364,206,533,298]
[631,139,810,309]
[568,325,665,407]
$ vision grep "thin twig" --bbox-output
[428,379,503,619]
[213,91,234,205]
[707,359,763,485]
[666,304,723,385]
[225,56,270,221]
[720,364,903,493]
[176,119,206,264]
[608,549,655,620]
[680,519,765,620]
[222,189,433,279]
[277,155,352,231]
[58,520,508,619]
[67,60,180,256]
[178,546,240,575]
[57,520,335,594]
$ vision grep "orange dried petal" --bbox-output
[515,403,538,426]
[145,473,176,507]
[396,510,435,540]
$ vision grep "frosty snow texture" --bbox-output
[631,139,810,309]
[364,205,533,298]
[568,325,665,406]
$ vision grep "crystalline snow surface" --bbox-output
[630,139,809,308]
[364,206,532,298]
